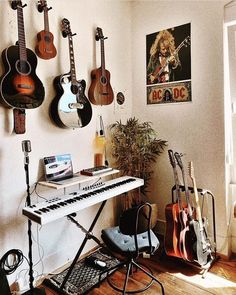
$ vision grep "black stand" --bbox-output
[59,200,107,293]
[22,145,45,295]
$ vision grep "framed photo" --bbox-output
[146,23,191,104]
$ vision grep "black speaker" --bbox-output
[0,268,11,295]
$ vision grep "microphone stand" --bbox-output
[22,144,45,295]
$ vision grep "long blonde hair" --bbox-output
[150,30,176,56]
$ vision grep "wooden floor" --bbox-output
[41,248,236,295]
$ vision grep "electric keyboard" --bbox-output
[22,176,144,225]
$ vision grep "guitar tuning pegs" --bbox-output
[21,3,27,8]
[62,31,68,38]
[71,33,77,37]
[37,4,43,12]
[95,33,100,41]
[47,6,52,11]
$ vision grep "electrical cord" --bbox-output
[0,249,25,275]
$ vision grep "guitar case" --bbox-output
[0,268,11,295]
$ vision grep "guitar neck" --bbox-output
[68,35,77,83]
[100,39,106,76]
[43,6,50,32]
[189,162,204,230]
[17,4,27,61]
[173,166,182,207]
[181,168,193,216]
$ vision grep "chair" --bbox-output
[101,202,165,294]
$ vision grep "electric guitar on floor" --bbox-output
[189,161,213,267]
[35,0,57,60]
[88,27,114,105]
[174,152,196,262]
[50,18,92,128]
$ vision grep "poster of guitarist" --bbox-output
[146,23,191,104]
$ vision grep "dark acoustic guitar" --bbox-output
[164,149,183,258]
[35,0,57,60]
[88,27,114,105]
[50,18,92,128]
[0,0,45,110]
[174,152,196,262]
[189,161,213,267]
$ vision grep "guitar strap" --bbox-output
[13,109,26,134]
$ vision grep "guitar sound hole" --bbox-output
[100,76,107,85]
[15,60,31,75]
[71,84,79,94]
[44,35,51,43]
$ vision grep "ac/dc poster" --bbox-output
[146,23,191,104]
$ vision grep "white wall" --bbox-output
[131,0,230,256]
[0,0,233,289]
[0,0,132,286]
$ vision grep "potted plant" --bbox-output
[109,117,167,210]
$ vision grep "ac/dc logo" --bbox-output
[147,81,191,104]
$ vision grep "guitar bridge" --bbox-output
[68,103,84,109]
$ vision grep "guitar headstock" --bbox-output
[95,27,107,41]
[174,152,184,169]
[11,0,24,10]
[183,36,191,47]
[188,161,195,180]
[37,0,49,12]
[168,149,176,168]
[61,18,72,38]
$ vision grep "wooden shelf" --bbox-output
[38,169,119,190]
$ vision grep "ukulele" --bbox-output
[50,18,92,128]
[35,0,57,60]
[149,36,190,84]
[164,149,183,258]
[189,161,213,267]
[174,152,196,262]
[0,0,45,110]
[88,27,114,105]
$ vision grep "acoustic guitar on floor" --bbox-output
[88,27,114,105]
[165,149,183,259]
[50,18,92,128]
[35,0,57,60]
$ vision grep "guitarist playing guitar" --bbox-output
[0,0,45,133]
[88,27,114,105]
[50,18,92,128]
[35,0,57,60]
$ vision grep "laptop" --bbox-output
[43,154,80,185]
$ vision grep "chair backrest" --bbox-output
[119,202,153,235]
[119,202,157,256]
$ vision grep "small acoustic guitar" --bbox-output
[35,0,57,60]
[88,27,114,105]
[50,18,92,128]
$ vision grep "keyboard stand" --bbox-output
[59,199,110,293]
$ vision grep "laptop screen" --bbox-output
[43,154,74,182]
